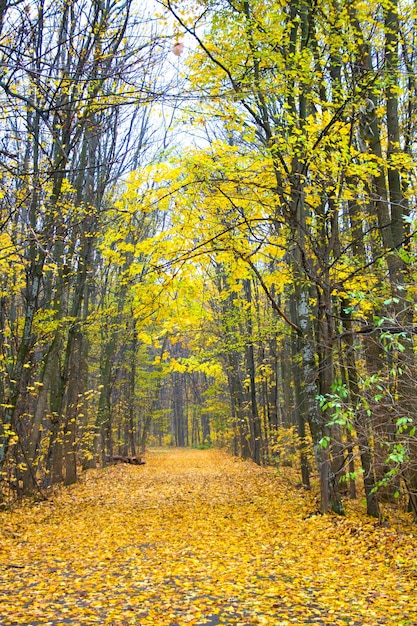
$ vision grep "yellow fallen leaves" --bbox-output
[0,448,417,625]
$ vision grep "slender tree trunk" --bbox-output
[64,328,83,486]
[226,353,250,459]
[243,279,261,464]
[340,302,380,518]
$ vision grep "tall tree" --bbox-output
[0,0,167,491]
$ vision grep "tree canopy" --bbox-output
[1,0,417,520]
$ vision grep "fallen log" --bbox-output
[105,455,145,465]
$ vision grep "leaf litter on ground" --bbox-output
[1,448,417,625]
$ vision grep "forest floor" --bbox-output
[1,449,417,626]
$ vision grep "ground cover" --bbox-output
[0,448,416,625]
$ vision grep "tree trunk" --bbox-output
[243,279,262,465]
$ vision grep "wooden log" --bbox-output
[105,454,145,465]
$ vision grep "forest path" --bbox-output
[1,448,416,626]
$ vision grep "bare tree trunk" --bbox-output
[243,279,262,465]
[340,301,380,518]
[64,329,83,486]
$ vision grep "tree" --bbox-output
[151,0,417,514]
[0,0,168,493]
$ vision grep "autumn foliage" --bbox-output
[1,0,417,530]
[1,449,417,625]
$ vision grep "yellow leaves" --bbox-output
[0,232,19,263]
[60,177,76,195]
[0,232,24,297]
[1,448,417,624]
[100,244,124,267]
[261,265,292,293]
[345,151,385,178]
[388,150,416,172]
[136,330,154,346]
[169,356,224,379]
[169,358,188,373]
